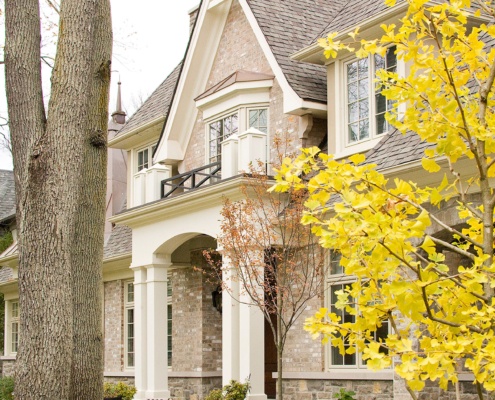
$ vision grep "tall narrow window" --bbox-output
[327,251,388,368]
[125,282,135,368]
[345,46,397,145]
[167,282,172,368]
[209,113,238,163]
[375,47,397,135]
[11,301,19,354]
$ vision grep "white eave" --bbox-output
[108,116,165,150]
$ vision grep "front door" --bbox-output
[264,315,277,399]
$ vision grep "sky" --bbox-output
[0,0,199,170]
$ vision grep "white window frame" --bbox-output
[124,281,135,369]
[343,46,397,148]
[333,46,404,159]
[167,281,172,369]
[205,105,269,165]
[135,143,157,173]
[5,300,19,356]
[325,251,389,371]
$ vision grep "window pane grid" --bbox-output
[374,46,397,135]
[327,254,388,369]
[209,113,238,163]
[11,301,19,354]
[249,109,268,133]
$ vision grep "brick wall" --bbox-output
[181,0,312,175]
[104,280,124,372]
[171,252,222,372]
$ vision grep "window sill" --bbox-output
[104,371,135,378]
[0,356,16,361]
[273,370,393,380]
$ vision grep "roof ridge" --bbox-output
[312,0,350,43]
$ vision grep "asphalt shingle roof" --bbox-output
[0,170,15,223]
[365,128,432,170]
[247,0,347,103]
[103,224,132,259]
[116,62,183,137]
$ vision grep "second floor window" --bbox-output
[346,46,397,145]
[136,144,157,172]
[209,113,238,163]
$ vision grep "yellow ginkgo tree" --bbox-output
[272,0,495,399]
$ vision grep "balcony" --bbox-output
[161,162,221,199]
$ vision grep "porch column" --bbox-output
[239,265,267,400]
[132,266,148,400]
[221,255,240,385]
[145,262,170,400]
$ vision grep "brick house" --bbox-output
[0,1,488,399]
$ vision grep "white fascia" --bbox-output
[291,2,409,65]
[237,0,326,116]
[153,0,233,165]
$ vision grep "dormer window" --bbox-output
[346,46,396,145]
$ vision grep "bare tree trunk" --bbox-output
[5,0,112,397]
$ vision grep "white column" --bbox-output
[239,267,267,400]
[222,257,240,385]
[221,133,239,179]
[145,262,170,400]
[145,164,171,203]
[237,128,267,173]
[132,266,148,400]
[133,170,146,208]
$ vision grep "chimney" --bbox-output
[189,4,200,34]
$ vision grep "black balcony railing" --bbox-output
[160,161,222,199]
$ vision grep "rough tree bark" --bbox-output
[5,0,112,398]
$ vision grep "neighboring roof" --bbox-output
[247,0,348,103]
[365,128,432,170]
[116,62,183,138]
[195,70,275,101]
[0,170,15,223]
[103,224,132,259]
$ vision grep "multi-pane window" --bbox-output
[327,252,388,368]
[248,109,268,133]
[167,283,172,368]
[346,46,397,144]
[136,144,157,172]
[125,282,134,368]
[209,113,238,163]
[11,301,19,354]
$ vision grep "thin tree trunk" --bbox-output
[69,0,112,398]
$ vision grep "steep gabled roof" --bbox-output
[247,0,347,103]
[0,170,15,223]
[116,62,183,138]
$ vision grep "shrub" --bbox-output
[205,380,250,400]
[0,376,14,400]
[333,388,356,400]
[103,381,136,400]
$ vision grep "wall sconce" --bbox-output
[211,285,222,314]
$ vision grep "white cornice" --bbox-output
[109,117,165,150]
[110,175,273,228]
